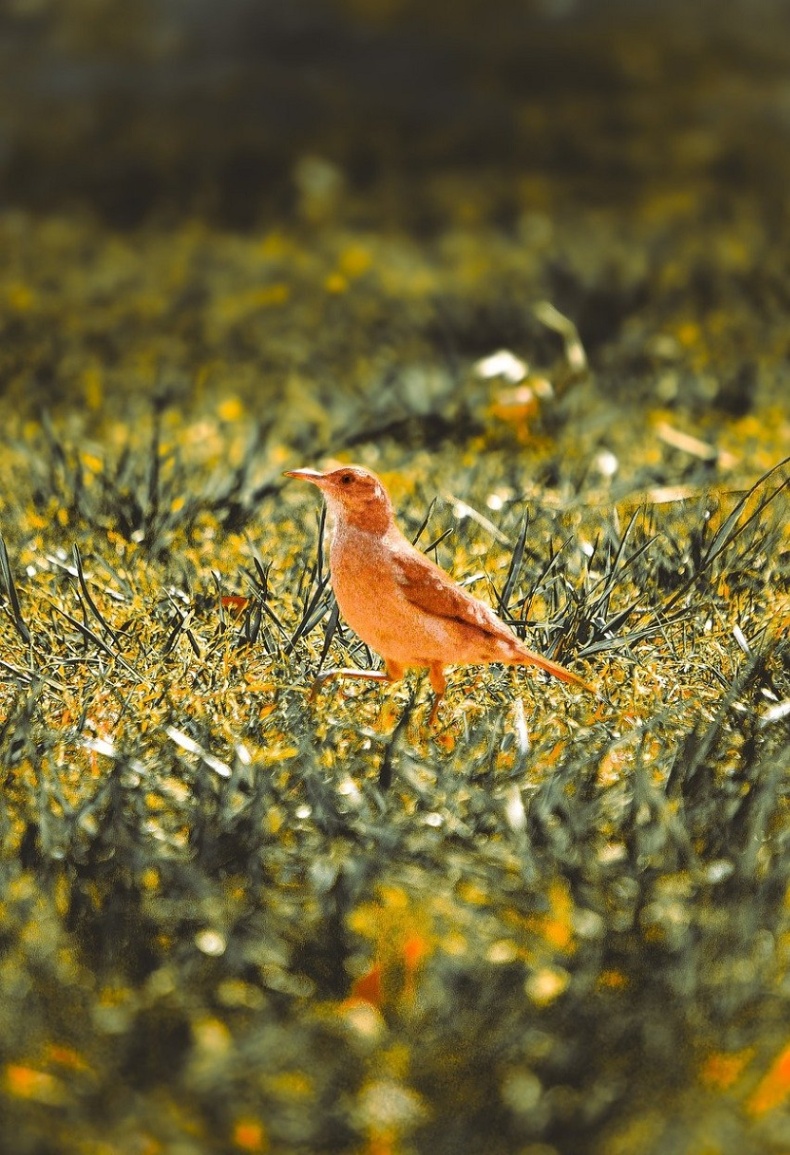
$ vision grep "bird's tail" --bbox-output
[506,640,595,694]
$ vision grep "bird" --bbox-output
[284,464,594,724]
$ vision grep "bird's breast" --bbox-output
[329,527,442,659]
[329,526,400,628]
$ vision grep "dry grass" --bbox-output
[0,206,789,1154]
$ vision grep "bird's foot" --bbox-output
[427,664,447,727]
[427,694,443,727]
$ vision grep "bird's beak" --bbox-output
[283,468,327,486]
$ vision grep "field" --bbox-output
[1,3,790,1153]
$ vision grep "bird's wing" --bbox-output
[390,539,595,692]
[390,545,507,636]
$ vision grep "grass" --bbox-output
[0,204,789,1153]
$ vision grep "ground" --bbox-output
[0,2,790,1153]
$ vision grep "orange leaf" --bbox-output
[747,1043,790,1115]
[699,1049,752,1091]
[5,1064,66,1105]
[43,1044,90,1072]
[364,1133,396,1155]
[232,1118,268,1151]
[222,595,250,616]
[403,934,428,971]
[351,963,383,1009]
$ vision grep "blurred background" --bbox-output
[2,0,788,230]
[1,9,790,1154]
[1,0,788,468]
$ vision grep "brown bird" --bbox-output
[284,464,594,723]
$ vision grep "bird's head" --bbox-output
[284,465,394,533]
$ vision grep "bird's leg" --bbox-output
[310,659,405,702]
[310,667,391,701]
[427,664,447,726]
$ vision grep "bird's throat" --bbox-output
[327,500,393,537]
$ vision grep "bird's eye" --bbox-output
[340,473,353,485]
